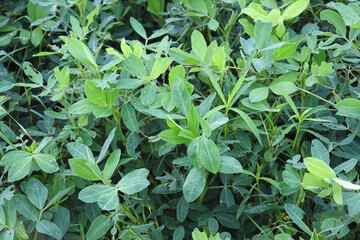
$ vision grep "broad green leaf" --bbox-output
[69,99,97,114]
[275,233,294,240]
[333,2,360,26]
[123,54,147,77]
[130,17,147,39]
[249,87,269,103]
[30,27,43,47]
[183,168,206,202]
[149,57,171,80]
[197,136,220,174]
[116,78,146,89]
[209,18,219,31]
[344,193,360,216]
[26,178,48,210]
[187,105,199,136]
[169,65,185,88]
[0,151,31,167]
[285,204,312,235]
[54,208,70,239]
[304,157,335,179]
[171,77,191,116]
[61,37,97,67]
[103,149,121,181]
[69,158,101,181]
[66,142,88,159]
[98,189,119,210]
[219,156,243,174]
[122,104,138,132]
[187,137,201,168]
[33,153,59,173]
[220,188,235,207]
[282,0,310,20]
[176,196,189,222]
[184,0,208,14]
[36,220,62,240]
[159,129,190,144]
[332,180,343,204]
[274,43,297,61]
[191,30,207,60]
[86,215,111,240]
[254,21,273,49]
[79,184,115,203]
[15,194,39,221]
[140,83,157,105]
[84,81,107,106]
[167,117,182,131]
[23,62,43,85]
[173,226,185,240]
[8,156,32,182]
[116,169,150,194]
[0,229,14,240]
[320,10,346,36]
[241,3,267,19]
[311,139,330,165]
[215,213,240,229]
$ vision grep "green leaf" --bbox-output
[44,186,74,210]
[254,21,273,49]
[311,139,330,165]
[36,220,62,240]
[275,233,294,240]
[304,157,335,179]
[173,226,185,240]
[320,10,346,36]
[171,77,191,116]
[61,37,97,67]
[285,204,312,236]
[187,105,199,136]
[86,215,111,240]
[26,178,48,210]
[282,0,310,21]
[191,30,207,60]
[208,19,219,31]
[184,0,208,14]
[130,17,147,39]
[116,169,150,194]
[183,168,206,202]
[332,180,343,204]
[176,196,189,223]
[33,153,59,173]
[197,136,220,174]
[230,108,261,143]
[0,206,5,226]
[79,184,115,203]
[122,104,138,132]
[30,27,43,47]
[249,87,269,103]
[23,62,43,85]
[241,3,267,19]
[69,158,101,181]
[169,65,185,88]
[97,128,117,164]
[219,156,243,174]
[8,156,32,182]
[274,43,297,61]
[14,194,39,221]
[98,189,119,210]
[0,31,16,47]
[103,149,121,181]
[140,83,157,105]
[85,81,118,107]
[123,54,147,77]
[149,57,171,80]
[333,2,360,26]
[69,99,97,114]
[0,229,14,240]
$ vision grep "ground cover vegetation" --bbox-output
[0,0,360,239]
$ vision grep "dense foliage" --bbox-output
[1,0,360,239]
